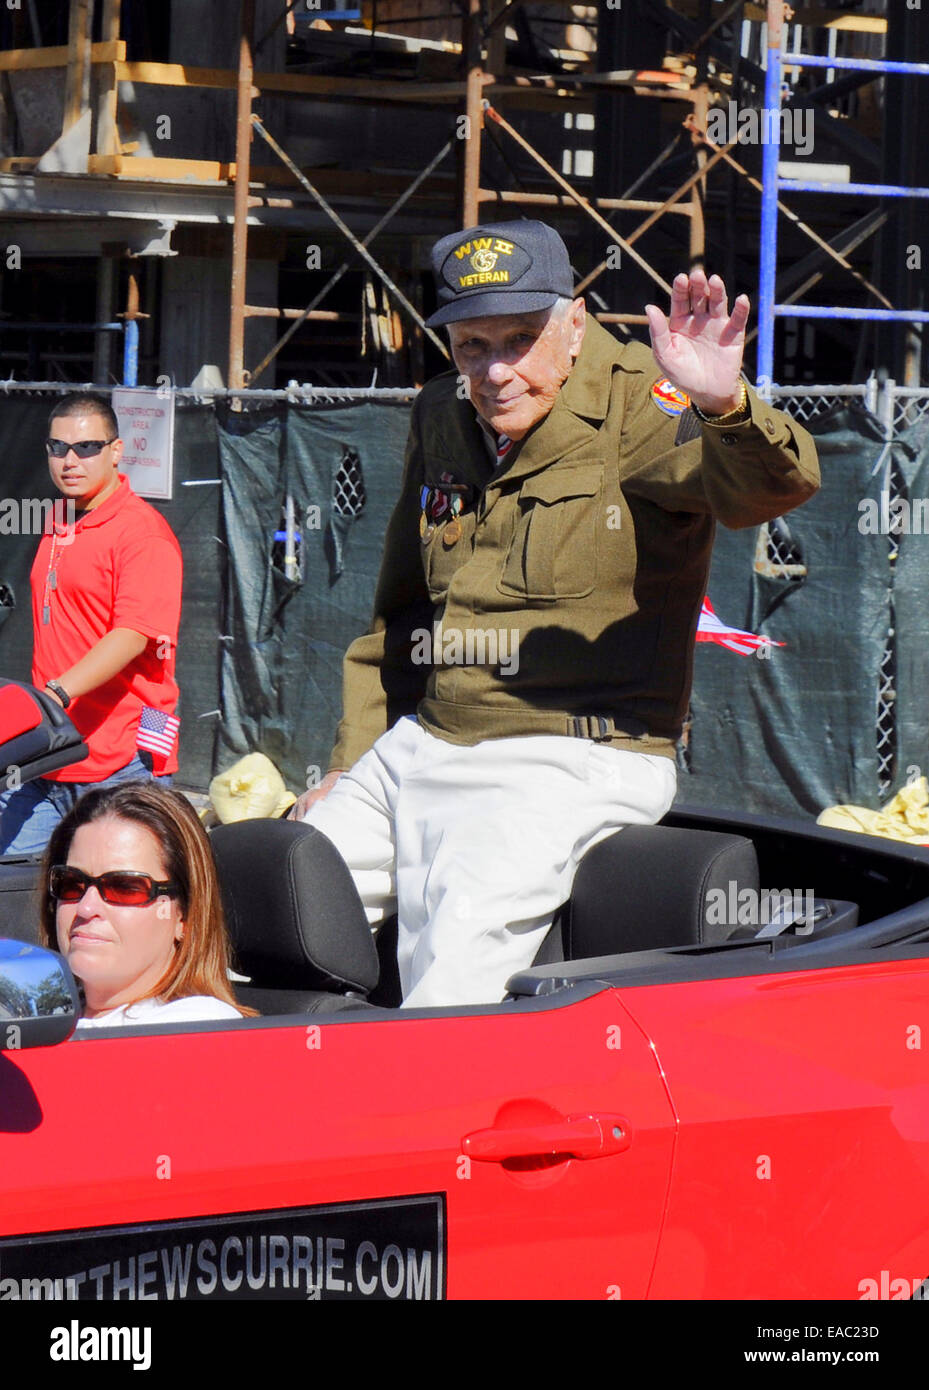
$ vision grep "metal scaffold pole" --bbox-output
[229,0,256,392]
[756,0,785,396]
[461,0,484,227]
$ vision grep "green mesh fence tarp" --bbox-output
[886,408,929,791]
[216,400,412,794]
[679,404,896,818]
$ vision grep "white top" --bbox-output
[75,996,243,1029]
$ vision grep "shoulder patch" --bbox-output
[650,378,690,417]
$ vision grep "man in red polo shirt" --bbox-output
[0,392,183,855]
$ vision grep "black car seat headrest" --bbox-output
[563,824,761,958]
[210,819,378,996]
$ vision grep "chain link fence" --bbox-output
[769,379,929,799]
[769,379,929,436]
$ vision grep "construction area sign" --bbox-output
[112,389,176,501]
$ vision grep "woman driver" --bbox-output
[38,782,254,1026]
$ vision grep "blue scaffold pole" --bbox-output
[764,36,929,375]
[777,181,929,198]
[122,320,139,387]
[774,306,929,323]
[756,7,783,397]
[786,54,929,78]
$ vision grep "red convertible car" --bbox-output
[1,795,928,1304]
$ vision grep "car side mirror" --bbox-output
[0,939,79,1050]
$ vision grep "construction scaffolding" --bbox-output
[755,0,929,394]
[0,1,925,391]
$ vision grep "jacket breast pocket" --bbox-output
[423,515,473,603]
[497,463,603,600]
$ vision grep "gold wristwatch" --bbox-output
[691,380,750,426]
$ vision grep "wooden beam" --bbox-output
[477,188,693,215]
[110,61,590,109]
[244,307,354,320]
[86,155,375,183]
[95,0,121,157]
[113,59,492,103]
[0,41,125,71]
[95,63,121,156]
[63,0,93,134]
[87,154,237,179]
[673,0,885,27]
[114,60,238,91]
[744,4,886,33]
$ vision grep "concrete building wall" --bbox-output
[167,0,285,161]
[160,250,279,389]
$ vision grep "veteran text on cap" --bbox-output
[426,220,575,327]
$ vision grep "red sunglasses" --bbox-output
[49,865,179,907]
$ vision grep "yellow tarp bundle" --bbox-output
[817,776,929,844]
[208,753,296,823]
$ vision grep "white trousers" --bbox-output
[302,717,677,1008]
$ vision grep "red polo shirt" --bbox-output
[30,475,183,782]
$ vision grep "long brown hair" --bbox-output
[39,782,255,1016]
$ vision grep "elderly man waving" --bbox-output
[291,219,819,1007]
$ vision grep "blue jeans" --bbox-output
[0,756,172,858]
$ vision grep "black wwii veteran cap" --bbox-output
[426,220,574,327]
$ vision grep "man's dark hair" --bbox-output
[48,392,120,439]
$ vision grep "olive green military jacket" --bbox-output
[328,317,820,770]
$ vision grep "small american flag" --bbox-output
[137,706,180,762]
[696,597,784,657]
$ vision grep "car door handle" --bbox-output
[461,1113,631,1162]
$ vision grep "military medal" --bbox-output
[442,493,463,546]
[422,474,471,546]
[420,486,435,543]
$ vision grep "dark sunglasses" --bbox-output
[49,865,180,907]
[46,438,117,459]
